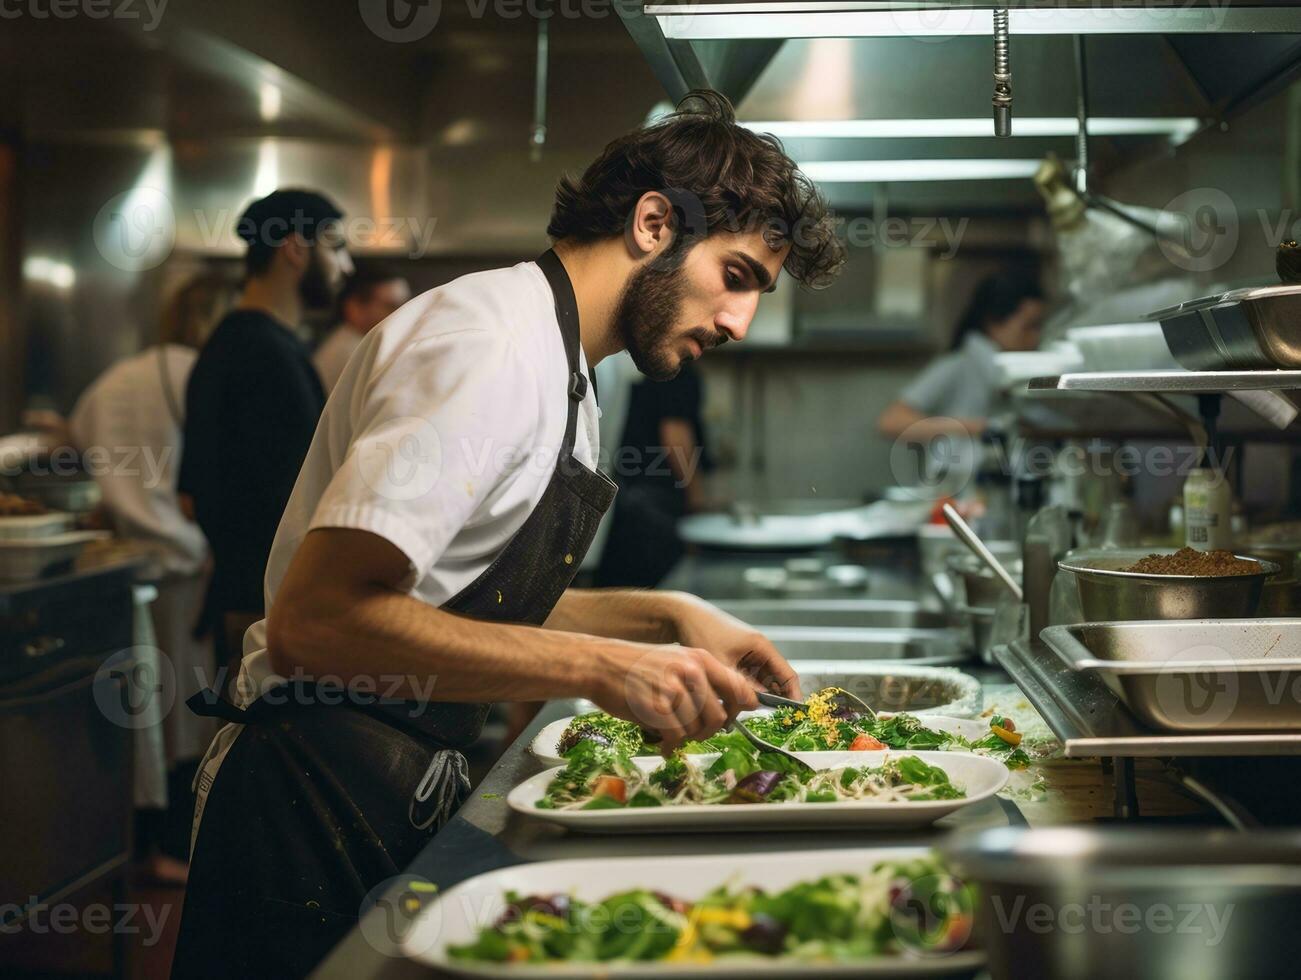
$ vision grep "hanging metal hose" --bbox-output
[992,9,1012,137]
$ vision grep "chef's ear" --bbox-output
[280,233,311,272]
[626,191,675,259]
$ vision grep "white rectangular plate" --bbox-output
[530,714,992,768]
[508,750,1007,833]
[401,847,984,978]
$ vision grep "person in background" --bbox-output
[596,359,711,587]
[313,264,411,394]
[179,188,351,682]
[68,273,235,884]
[876,270,1045,442]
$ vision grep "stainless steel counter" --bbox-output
[312,697,1022,980]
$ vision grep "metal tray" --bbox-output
[1149,283,1301,370]
[1040,619,1301,732]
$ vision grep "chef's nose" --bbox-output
[715,293,758,343]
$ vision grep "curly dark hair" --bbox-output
[548,90,845,289]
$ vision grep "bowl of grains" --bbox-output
[1057,547,1280,621]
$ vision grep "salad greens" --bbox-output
[447,853,973,965]
[536,732,965,811]
[556,690,1031,770]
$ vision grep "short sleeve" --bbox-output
[898,353,964,417]
[307,326,541,579]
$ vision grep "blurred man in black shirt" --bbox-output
[597,361,710,587]
[179,188,350,674]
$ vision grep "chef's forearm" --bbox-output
[544,588,699,644]
[264,529,634,704]
[268,587,634,704]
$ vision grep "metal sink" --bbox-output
[761,627,970,666]
[713,598,956,630]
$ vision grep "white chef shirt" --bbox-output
[234,259,601,705]
[69,344,208,576]
[313,323,364,394]
[899,331,1003,420]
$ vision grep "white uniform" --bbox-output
[70,344,216,765]
[191,260,601,836]
[312,323,364,395]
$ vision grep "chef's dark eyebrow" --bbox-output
[730,250,777,293]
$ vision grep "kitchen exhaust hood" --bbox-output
[619,1,1301,203]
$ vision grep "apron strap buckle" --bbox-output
[568,372,588,402]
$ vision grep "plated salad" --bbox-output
[537,733,965,811]
[556,687,1030,769]
[448,853,973,965]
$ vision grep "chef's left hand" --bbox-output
[669,594,802,701]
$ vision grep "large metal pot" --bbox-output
[1057,548,1277,621]
[943,826,1301,980]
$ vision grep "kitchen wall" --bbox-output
[1100,81,1296,289]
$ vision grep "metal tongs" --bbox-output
[727,717,816,775]
[756,688,878,723]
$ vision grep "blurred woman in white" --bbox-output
[69,274,233,878]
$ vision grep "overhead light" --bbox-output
[252,139,279,198]
[746,118,1202,142]
[800,159,1042,182]
[259,82,282,122]
[650,4,1301,40]
[24,256,76,289]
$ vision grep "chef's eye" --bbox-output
[725,267,744,289]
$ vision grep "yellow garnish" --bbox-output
[991,724,1022,746]
[793,710,805,721]
[694,907,752,930]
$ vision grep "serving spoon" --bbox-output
[727,718,817,776]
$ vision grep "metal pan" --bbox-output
[1149,283,1301,370]
[1040,619,1301,732]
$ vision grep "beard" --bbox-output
[298,247,337,310]
[615,243,726,381]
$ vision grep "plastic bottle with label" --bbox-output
[1183,467,1233,551]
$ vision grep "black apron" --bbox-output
[170,250,617,980]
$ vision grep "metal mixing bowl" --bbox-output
[1057,548,1278,621]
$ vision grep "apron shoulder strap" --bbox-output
[536,249,597,455]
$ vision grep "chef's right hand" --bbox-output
[590,643,760,752]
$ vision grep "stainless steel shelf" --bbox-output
[993,638,1301,758]
[1028,370,1301,393]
